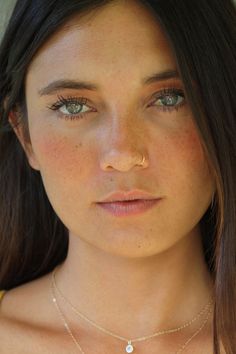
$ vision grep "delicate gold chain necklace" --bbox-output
[50,266,213,353]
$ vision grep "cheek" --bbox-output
[160,123,213,190]
[32,133,93,183]
[177,127,206,166]
[185,129,212,183]
[31,132,98,223]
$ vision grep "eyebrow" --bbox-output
[38,69,180,96]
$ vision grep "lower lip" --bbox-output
[97,199,161,217]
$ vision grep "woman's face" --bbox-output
[18,0,215,257]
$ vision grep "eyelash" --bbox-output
[47,88,186,121]
[48,95,92,121]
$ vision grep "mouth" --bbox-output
[96,198,161,217]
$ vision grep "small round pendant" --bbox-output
[126,342,134,353]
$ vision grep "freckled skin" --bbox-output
[28,113,212,257]
[21,0,215,257]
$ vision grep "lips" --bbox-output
[98,190,159,203]
[97,198,161,217]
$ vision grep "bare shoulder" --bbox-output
[0,273,71,354]
[0,272,53,327]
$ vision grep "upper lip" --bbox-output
[97,190,160,203]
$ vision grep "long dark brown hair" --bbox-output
[0,0,235,352]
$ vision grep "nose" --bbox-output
[100,115,148,172]
[101,151,148,172]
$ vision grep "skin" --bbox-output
[2,0,217,352]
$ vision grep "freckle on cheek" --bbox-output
[39,137,74,163]
[185,131,207,169]
[173,127,205,163]
[38,136,86,176]
[75,143,83,149]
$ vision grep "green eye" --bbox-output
[151,88,186,112]
[60,102,89,115]
[48,95,93,121]
[156,93,184,106]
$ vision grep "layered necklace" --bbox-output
[51,266,213,353]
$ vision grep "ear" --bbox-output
[8,109,40,171]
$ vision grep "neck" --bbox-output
[53,229,214,338]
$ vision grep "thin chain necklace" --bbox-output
[50,266,213,353]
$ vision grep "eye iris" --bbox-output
[66,103,82,114]
[161,94,178,106]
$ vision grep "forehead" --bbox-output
[27,0,177,89]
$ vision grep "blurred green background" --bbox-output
[0,0,17,41]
